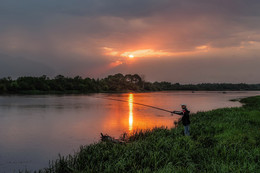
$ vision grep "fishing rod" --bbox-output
[93,96,173,113]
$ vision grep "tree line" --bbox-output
[0,73,260,94]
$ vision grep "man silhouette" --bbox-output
[172,104,190,136]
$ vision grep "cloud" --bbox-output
[109,51,260,84]
[1,0,260,52]
[0,0,260,82]
[0,53,54,78]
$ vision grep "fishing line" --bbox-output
[92,96,173,113]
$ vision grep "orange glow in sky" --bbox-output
[109,60,123,68]
[128,54,134,59]
[103,47,210,60]
[103,47,173,58]
[121,49,171,58]
[103,47,119,56]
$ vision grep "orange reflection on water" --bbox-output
[128,93,133,131]
[102,93,178,136]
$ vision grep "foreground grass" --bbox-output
[35,96,260,173]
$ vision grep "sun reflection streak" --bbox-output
[128,93,133,131]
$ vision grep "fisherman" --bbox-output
[172,104,190,136]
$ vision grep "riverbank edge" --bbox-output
[33,96,260,173]
[3,89,260,96]
[3,90,260,97]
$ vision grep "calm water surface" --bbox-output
[0,91,260,172]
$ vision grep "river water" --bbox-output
[0,91,259,172]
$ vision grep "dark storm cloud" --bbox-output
[2,0,260,20]
[0,0,260,82]
[0,53,54,78]
[57,0,260,19]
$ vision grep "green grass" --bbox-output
[33,96,260,173]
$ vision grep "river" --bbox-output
[0,91,259,172]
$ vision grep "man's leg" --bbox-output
[187,125,190,136]
[184,125,190,136]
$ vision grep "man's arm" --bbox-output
[171,111,183,116]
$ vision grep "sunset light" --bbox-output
[2,0,260,171]
[121,49,171,58]
[103,46,212,62]
[128,54,134,59]
[109,60,123,68]
[128,93,133,131]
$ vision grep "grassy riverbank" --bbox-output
[35,96,260,173]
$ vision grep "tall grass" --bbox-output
[32,96,260,173]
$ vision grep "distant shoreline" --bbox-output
[1,74,260,95]
[1,89,260,96]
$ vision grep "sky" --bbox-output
[0,0,260,83]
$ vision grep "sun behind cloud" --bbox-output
[121,49,170,58]
[128,54,134,59]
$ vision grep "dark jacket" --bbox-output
[174,108,190,126]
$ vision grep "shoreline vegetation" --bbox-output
[27,96,260,173]
[1,73,260,95]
